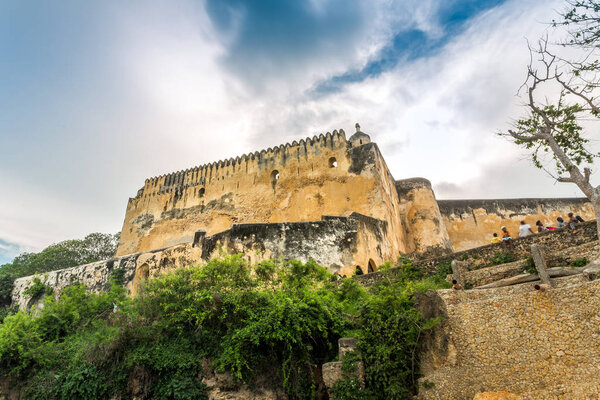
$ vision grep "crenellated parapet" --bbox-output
[134,129,348,199]
[116,124,413,259]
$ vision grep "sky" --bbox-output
[0,0,596,263]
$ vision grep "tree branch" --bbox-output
[557,176,577,183]
[584,167,591,183]
[507,130,546,142]
[556,75,600,113]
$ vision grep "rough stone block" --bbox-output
[473,392,521,400]
[321,361,365,390]
[338,337,358,361]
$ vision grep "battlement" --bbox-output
[116,123,454,259]
[135,129,348,199]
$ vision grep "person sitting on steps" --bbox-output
[501,226,513,248]
[535,220,547,232]
[519,220,534,237]
[491,232,501,244]
[567,212,579,231]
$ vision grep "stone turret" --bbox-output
[349,123,371,147]
[396,177,453,257]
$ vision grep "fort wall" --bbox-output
[438,198,594,251]
[200,213,390,276]
[115,129,424,261]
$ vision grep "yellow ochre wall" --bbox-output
[438,198,594,251]
[116,129,418,260]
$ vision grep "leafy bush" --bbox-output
[572,258,588,267]
[0,255,448,399]
[109,267,126,286]
[490,252,516,266]
[23,277,53,302]
[136,256,347,397]
[430,261,452,286]
[153,371,208,400]
[523,257,537,274]
[0,275,14,307]
[330,378,375,400]
[54,364,108,400]
[357,271,442,399]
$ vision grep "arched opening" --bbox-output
[271,170,280,187]
[329,157,337,168]
[368,259,377,273]
[355,265,364,276]
[132,263,150,294]
[198,188,205,198]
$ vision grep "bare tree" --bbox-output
[501,0,600,236]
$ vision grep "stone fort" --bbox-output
[114,124,594,276]
[9,124,600,398]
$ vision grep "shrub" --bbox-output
[109,267,126,286]
[0,255,448,399]
[490,252,516,266]
[572,258,588,267]
[523,257,537,274]
[330,378,375,400]
[23,277,53,302]
[54,364,108,400]
[0,311,46,375]
[153,371,208,400]
[430,261,452,286]
[357,271,442,399]
[0,275,14,307]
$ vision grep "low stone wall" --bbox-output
[200,213,390,276]
[355,221,598,287]
[416,277,600,399]
[453,240,600,288]
[11,214,389,309]
[11,244,202,310]
[438,197,594,251]
[422,220,598,268]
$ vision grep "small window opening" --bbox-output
[198,188,205,198]
[355,265,364,276]
[359,140,363,145]
[329,157,337,168]
[271,170,280,186]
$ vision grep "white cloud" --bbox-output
[238,0,588,200]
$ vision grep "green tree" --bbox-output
[500,0,600,236]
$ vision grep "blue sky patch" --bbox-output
[312,0,507,94]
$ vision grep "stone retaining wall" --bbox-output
[415,277,600,399]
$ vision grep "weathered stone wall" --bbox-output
[416,275,600,399]
[116,128,454,262]
[12,214,386,309]
[199,213,389,276]
[355,221,598,286]
[11,244,203,309]
[396,178,453,258]
[438,198,594,251]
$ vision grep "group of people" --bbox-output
[490,213,585,244]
